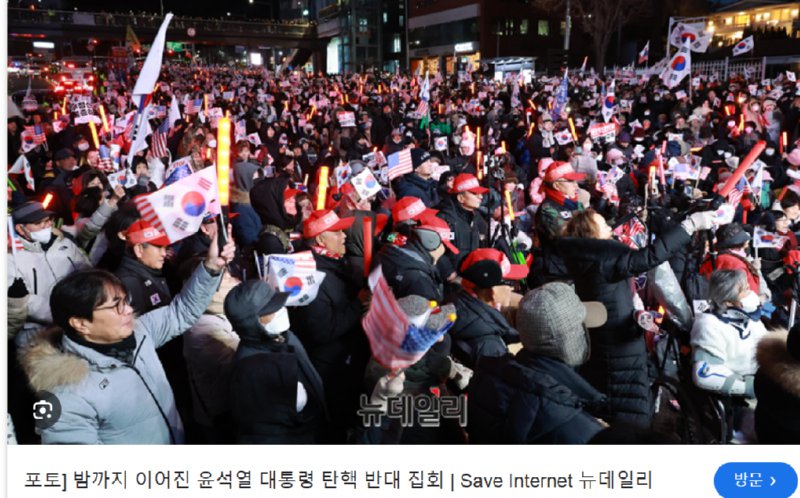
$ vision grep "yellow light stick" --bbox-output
[216,117,232,208]
[317,166,329,210]
[505,190,515,220]
[98,104,110,134]
[88,121,100,149]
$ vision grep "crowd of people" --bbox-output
[6,58,800,445]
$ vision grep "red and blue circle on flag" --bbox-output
[283,276,304,296]
[365,176,377,189]
[671,56,687,71]
[737,42,747,49]
[680,32,696,42]
[604,96,616,109]
[181,191,206,217]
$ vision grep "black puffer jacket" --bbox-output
[116,255,172,314]
[555,223,691,428]
[393,174,440,209]
[468,351,607,444]
[379,241,444,302]
[449,289,519,369]
[288,252,369,441]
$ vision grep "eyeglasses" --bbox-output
[94,294,133,314]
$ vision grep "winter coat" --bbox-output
[230,185,262,248]
[449,290,519,369]
[339,209,385,290]
[379,242,445,302]
[529,197,582,287]
[691,312,769,380]
[755,330,800,444]
[250,176,300,256]
[288,252,370,439]
[556,223,692,427]
[8,230,92,345]
[115,255,173,315]
[700,252,760,294]
[436,195,483,274]
[19,264,222,444]
[468,350,607,444]
[183,314,239,429]
[393,174,440,209]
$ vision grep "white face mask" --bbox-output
[77,142,90,152]
[29,227,52,244]
[751,105,760,112]
[262,307,290,335]
[745,126,753,134]
[739,291,760,313]
[766,148,775,156]
[207,139,217,148]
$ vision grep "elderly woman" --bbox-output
[691,269,770,398]
[556,207,724,428]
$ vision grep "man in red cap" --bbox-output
[115,219,174,315]
[531,161,587,287]
[290,209,370,442]
[448,248,526,369]
[436,173,489,280]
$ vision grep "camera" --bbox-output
[33,400,54,420]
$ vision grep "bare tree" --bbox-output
[536,0,651,72]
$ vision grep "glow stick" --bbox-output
[88,121,100,149]
[505,191,515,221]
[316,166,329,210]
[216,117,231,208]
[719,141,767,198]
[98,104,110,134]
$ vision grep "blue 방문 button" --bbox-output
[714,463,797,498]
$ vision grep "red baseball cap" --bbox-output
[392,196,437,224]
[449,173,489,195]
[125,219,171,247]
[458,248,527,287]
[283,187,303,202]
[417,213,459,254]
[543,161,587,183]
[303,209,355,239]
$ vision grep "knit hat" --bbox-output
[410,147,431,169]
[517,282,607,367]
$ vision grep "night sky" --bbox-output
[10,0,281,18]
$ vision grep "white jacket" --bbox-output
[8,230,91,345]
[691,312,769,377]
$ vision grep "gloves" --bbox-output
[369,372,405,412]
[682,211,716,234]
[784,250,800,274]
[448,358,473,391]
[635,310,662,333]
[8,278,28,299]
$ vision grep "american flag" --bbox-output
[362,268,432,370]
[414,100,428,119]
[151,120,169,159]
[23,125,47,145]
[386,149,413,181]
[184,98,203,115]
[726,177,751,206]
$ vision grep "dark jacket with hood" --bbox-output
[116,255,172,315]
[555,223,691,428]
[288,251,370,441]
[754,329,800,444]
[226,281,328,444]
[449,289,519,369]
[230,161,262,248]
[468,350,607,444]
[379,241,445,302]
[250,175,300,256]
[393,173,440,209]
[340,209,386,290]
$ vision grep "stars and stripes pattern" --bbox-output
[184,98,203,114]
[151,120,170,159]
[386,149,413,181]
[638,41,649,65]
[726,176,751,206]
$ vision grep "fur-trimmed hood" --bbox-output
[18,328,90,393]
[757,329,800,398]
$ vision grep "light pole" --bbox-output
[563,0,571,52]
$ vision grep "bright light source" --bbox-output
[250,52,263,66]
[33,41,55,49]
[302,9,309,15]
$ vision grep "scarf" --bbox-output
[386,232,408,247]
[713,307,761,339]
[544,185,580,210]
[65,329,138,365]
[311,244,343,260]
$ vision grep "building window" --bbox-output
[734,14,748,26]
[519,19,528,35]
[724,17,732,25]
[393,34,401,53]
[383,12,387,23]
[560,20,566,35]
[399,15,404,26]
[538,20,549,36]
